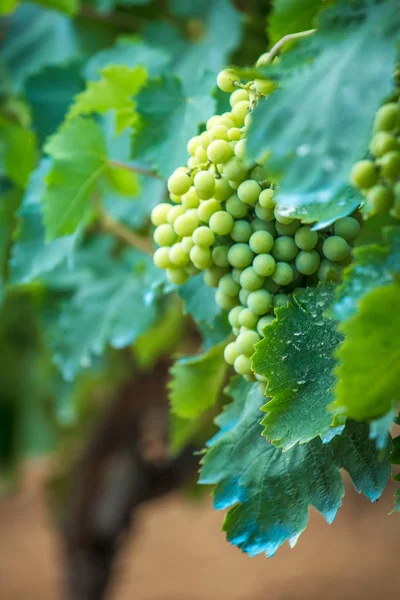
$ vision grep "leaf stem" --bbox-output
[108,159,163,180]
[266,29,316,64]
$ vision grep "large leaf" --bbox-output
[247,0,400,226]
[252,284,342,449]
[169,341,227,420]
[268,0,323,44]
[200,383,390,557]
[132,72,215,178]
[333,283,400,422]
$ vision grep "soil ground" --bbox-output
[0,463,399,600]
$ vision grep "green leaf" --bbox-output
[178,273,221,328]
[333,282,400,422]
[389,435,400,512]
[132,72,215,178]
[93,0,151,14]
[34,0,78,15]
[0,0,18,15]
[247,0,400,226]
[252,284,342,449]
[0,121,37,189]
[67,65,147,134]
[42,117,108,239]
[370,408,396,451]
[169,341,227,420]
[333,226,400,322]
[268,0,323,44]
[200,383,390,557]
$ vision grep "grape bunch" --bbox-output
[151,67,361,377]
[350,91,400,217]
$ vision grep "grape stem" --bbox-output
[92,194,152,254]
[266,29,316,64]
[108,159,163,180]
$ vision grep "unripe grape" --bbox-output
[197,199,221,223]
[194,170,215,199]
[234,138,247,162]
[370,131,399,157]
[217,69,240,93]
[236,330,260,356]
[212,245,230,268]
[247,289,272,315]
[240,267,264,290]
[275,220,300,236]
[322,236,349,262]
[333,217,361,242]
[272,236,298,261]
[249,230,274,254]
[153,223,176,246]
[251,219,276,236]
[169,243,190,266]
[231,100,250,125]
[294,226,318,250]
[238,179,262,205]
[251,165,267,182]
[222,157,248,181]
[234,354,252,375]
[214,177,233,201]
[167,204,186,224]
[231,220,252,242]
[238,308,258,328]
[317,259,341,282]
[192,226,215,247]
[295,250,320,275]
[169,193,182,204]
[207,139,234,164]
[209,124,229,142]
[229,88,249,106]
[254,78,276,95]
[228,243,254,268]
[272,262,294,285]
[199,131,210,149]
[215,290,238,310]
[168,171,191,195]
[366,185,393,213]
[204,266,227,287]
[224,342,240,365]
[228,306,243,328]
[219,115,235,129]
[239,287,250,305]
[231,268,242,284]
[226,194,249,218]
[244,113,253,128]
[153,246,172,269]
[274,205,293,224]
[190,245,212,269]
[253,253,276,277]
[380,150,400,181]
[174,209,199,237]
[151,203,171,226]
[350,159,378,189]
[273,293,290,308]
[219,273,241,297]
[166,268,189,285]
[228,127,242,141]
[209,211,234,235]
[181,236,194,253]
[187,156,198,169]
[257,315,274,336]
[374,102,399,131]
[195,146,208,163]
[255,203,274,221]
[187,135,201,155]
[182,187,200,209]
[258,188,275,209]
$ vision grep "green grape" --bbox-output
[295,250,320,275]
[322,236,349,262]
[257,315,274,336]
[317,259,341,282]
[251,219,276,236]
[167,171,192,195]
[247,289,272,315]
[274,206,293,225]
[186,264,201,276]
[249,230,274,254]
[254,78,276,95]
[217,69,240,93]
[294,226,318,250]
[234,354,252,375]
[197,199,221,223]
[200,130,211,149]
[224,342,240,365]
[231,220,252,242]
[333,217,361,242]
[195,146,208,163]
[239,287,250,305]
[182,187,200,209]
[209,211,234,235]
[228,127,242,141]
[258,188,275,209]
[167,204,186,224]
[231,100,250,125]
[234,139,247,162]
[174,209,199,237]
[380,150,400,182]
[169,243,190,266]
[273,293,290,308]
[374,102,399,132]
[153,246,172,269]
[244,113,253,128]
[272,236,298,261]
[370,131,399,157]
[275,220,300,236]
[228,243,254,268]
[214,177,233,201]
[190,245,212,269]
[366,185,394,213]
[207,139,234,164]
[166,268,189,285]
[212,245,230,268]
[204,266,227,287]
[236,330,260,356]
[194,170,215,199]
[264,278,280,293]
[255,203,274,221]
[226,194,249,218]
[229,88,249,107]
[251,165,267,182]
[181,236,194,253]
[206,115,220,130]
[238,308,258,328]
[272,262,293,285]
[237,179,262,205]
[187,135,201,155]
[231,268,242,284]
[350,159,378,189]
[187,157,198,170]
[240,267,264,290]
[219,115,235,129]
[222,157,248,181]
[151,203,171,226]
[192,226,215,247]
[228,306,243,328]
[253,253,276,277]
[216,290,238,310]
[153,223,176,246]
[219,273,241,297]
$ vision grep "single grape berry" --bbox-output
[190,245,212,269]
[168,171,191,195]
[207,139,234,164]
[228,306,243,328]
[350,160,378,189]
[209,211,234,235]
[166,268,189,285]
[272,236,298,261]
[380,150,400,182]
[217,69,240,93]
[247,289,272,315]
[318,259,341,282]
[174,210,199,237]
[258,188,275,209]
[374,102,399,132]
[333,217,361,242]
[240,266,264,290]
[366,185,394,213]
[253,253,276,277]
[295,250,321,275]
[194,170,215,199]
[234,354,252,375]
[294,226,318,250]
[192,226,215,247]
[224,342,240,365]
[236,330,260,356]
[197,199,221,223]
[238,308,258,328]
[212,245,230,268]
[231,220,252,242]
[151,203,171,226]
[153,247,172,269]
[249,231,274,254]
[322,236,349,262]
[226,194,249,219]
[169,243,190,266]
[238,179,262,205]
[228,243,254,268]
[257,315,274,336]
[219,273,241,297]
[153,224,176,247]
[272,262,293,286]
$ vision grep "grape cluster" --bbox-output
[152,68,361,377]
[350,92,400,218]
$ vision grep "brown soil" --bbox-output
[0,463,399,600]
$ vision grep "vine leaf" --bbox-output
[0,119,37,189]
[169,341,228,420]
[252,284,342,450]
[247,0,400,226]
[268,0,323,44]
[200,383,390,557]
[333,282,400,422]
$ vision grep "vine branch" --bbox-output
[266,29,316,64]
[108,160,162,181]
